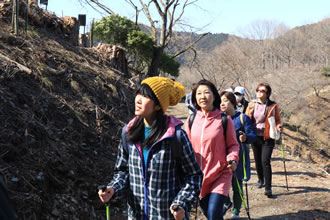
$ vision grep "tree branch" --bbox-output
[139,0,157,40]
[172,32,209,57]
[80,0,114,15]
[0,53,32,74]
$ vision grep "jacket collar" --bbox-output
[126,115,183,138]
[232,111,241,119]
[196,108,222,119]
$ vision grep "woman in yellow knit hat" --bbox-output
[99,77,203,220]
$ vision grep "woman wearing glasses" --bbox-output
[246,83,282,197]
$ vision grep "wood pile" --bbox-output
[95,43,128,75]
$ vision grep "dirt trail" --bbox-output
[166,103,330,220]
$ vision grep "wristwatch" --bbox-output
[229,160,236,165]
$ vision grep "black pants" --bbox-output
[251,136,275,189]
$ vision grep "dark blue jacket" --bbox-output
[231,112,256,181]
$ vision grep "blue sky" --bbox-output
[48,0,330,35]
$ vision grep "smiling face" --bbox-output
[196,85,215,112]
[134,94,161,119]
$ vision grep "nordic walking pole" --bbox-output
[245,181,249,215]
[235,176,251,220]
[242,146,250,215]
[98,185,110,220]
[281,136,289,191]
[241,147,251,220]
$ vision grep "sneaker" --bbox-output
[231,214,240,219]
[264,188,272,197]
[223,201,232,216]
[256,179,265,188]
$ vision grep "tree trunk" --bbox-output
[147,47,163,77]
[12,0,19,35]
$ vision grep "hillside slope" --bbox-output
[0,8,134,219]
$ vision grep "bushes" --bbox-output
[320,66,330,77]
[94,15,180,76]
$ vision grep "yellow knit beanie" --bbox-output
[141,77,185,113]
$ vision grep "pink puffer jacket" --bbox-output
[185,109,239,198]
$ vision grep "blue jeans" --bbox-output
[200,193,226,220]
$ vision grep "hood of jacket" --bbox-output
[126,115,183,142]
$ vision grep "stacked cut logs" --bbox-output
[95,43,128,75]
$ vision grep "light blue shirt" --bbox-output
[142,126,151,168]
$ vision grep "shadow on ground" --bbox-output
[250,209,329,220]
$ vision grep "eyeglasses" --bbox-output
[256,89,266,93]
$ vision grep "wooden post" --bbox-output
[25,0,29,33]
[15,0,18,35]
[89,18,94,48]
[11,0,19,35]
[11,0,15,31]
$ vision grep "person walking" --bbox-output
[220,91,256,219]
[234,86,249,114]
[245,83,282,197]
[98,77,203,220]
[185,79,239,220]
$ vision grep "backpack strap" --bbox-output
[221,112,228,143]
[240,113,244,127]
[188,112,197,130]
[172,125,184,159]
[121,125,129,154]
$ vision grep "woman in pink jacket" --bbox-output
[185,80,240,220]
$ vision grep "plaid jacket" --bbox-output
[109,116,203,219]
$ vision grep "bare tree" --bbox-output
[79,0,206,77]
[137,0,202,76]
[274,29,305,68]
[79,0,114,15]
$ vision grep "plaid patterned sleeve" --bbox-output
[172,129,203,211]
[108,139,129,198]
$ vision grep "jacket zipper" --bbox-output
[200,113,207,170]
[136,135,174,219]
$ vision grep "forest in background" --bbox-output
[176,19,330,165]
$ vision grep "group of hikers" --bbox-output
[98,77,282,220]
